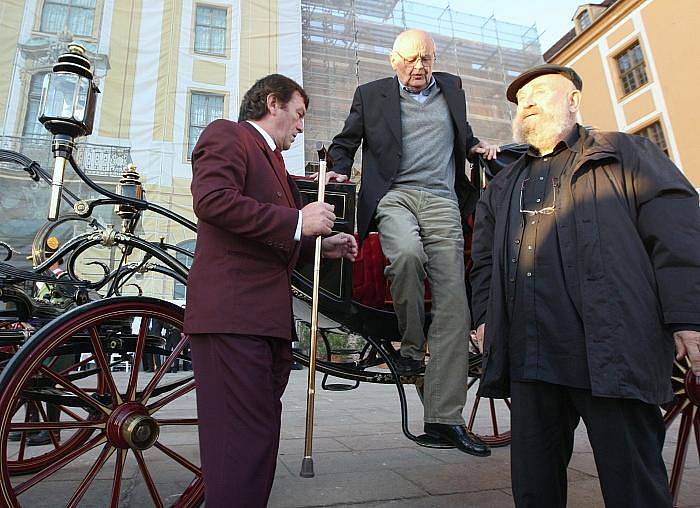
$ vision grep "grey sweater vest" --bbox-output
[392,86,456,201]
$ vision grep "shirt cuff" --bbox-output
[294,211,302,241]
[667,323,700,334]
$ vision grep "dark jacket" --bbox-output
[184,120,314,339]
[328,72,480,241]
[471,126,700,404]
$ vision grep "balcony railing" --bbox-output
[0,135,130,179]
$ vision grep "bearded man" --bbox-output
[470,64,700,507]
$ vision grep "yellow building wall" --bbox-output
[570,50,618,131]
[0,1,25,128]
[99,0,143,139]
[238,0,278,96]
[621,89,654,125]
[192,60,227,86]
[605,19,634,48]
[153,0,183,142]
[642,0,699,183]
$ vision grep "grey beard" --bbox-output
[513,113,576,154]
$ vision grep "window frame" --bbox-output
[577,10,592,31]
[193,3,229,58]
[35,0,100,39]
[185,90,227,161]
[633,120,669,157]
[172,239,196,300]
[615,41,649,96]
[21,72,49,138]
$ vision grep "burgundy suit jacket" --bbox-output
[184,119,314,339]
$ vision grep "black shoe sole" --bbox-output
[424,430,491,457]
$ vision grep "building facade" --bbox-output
[544,0,699,185]
[1,0,542,299]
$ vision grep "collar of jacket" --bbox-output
[507,124,620,180]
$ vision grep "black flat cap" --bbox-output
[506,64,583,103]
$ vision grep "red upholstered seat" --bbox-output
[351,232,432,310]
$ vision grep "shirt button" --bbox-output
[528,245,533,250]
[514,239,520,245]
[536,198,541,203]
[511,258,516,263]
[526,272,532,277]
[276,191,282,197]
[509,277,515,282]
[539,176,544,180]
[531,220,536,225]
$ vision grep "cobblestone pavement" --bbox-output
[6,370,699,507]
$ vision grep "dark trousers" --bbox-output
[190,333,292,508]
[510,381,671,508]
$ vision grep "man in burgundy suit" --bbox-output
[184,74,358,507]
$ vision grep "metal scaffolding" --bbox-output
[301,0,543,170]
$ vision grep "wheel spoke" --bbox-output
[57,404,87,422]
[88,327,122,406]
[14,432,106,495]
[147,380,195,415]
[59,354,95,375]
[35,403,60,449]
[155,418,198,426]
[664,400,685,428]
[140,334,189,405]
[110,448,128,508]
[16,403,33,462]
[66,443,115,508]
[504,398,512,410]
[153,441,201,474]
[489,398,499,436]
[467,396,481,429]
[38,365,110,416]
[126,317,149,401]
[133,449,164,507]
[10,421,104,431]
[669,408,693,506]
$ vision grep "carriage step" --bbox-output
[322,382,359,391]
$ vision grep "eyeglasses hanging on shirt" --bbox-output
[519,177,559,216]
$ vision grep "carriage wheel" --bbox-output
[663,357,699,506]
[0,297,203,507]
[464,339,511,447]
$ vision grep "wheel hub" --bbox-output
[106,402,160,450]
[686,371,700,406]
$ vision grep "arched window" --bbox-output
[173,239,195,299]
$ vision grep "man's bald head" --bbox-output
[390,29,437,92]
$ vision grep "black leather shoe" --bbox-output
[27,430,60,447]
[424,423,491,457]
[393,355,424,376]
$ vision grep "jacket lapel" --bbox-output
[435,73,466,143]
[380,78,403,147]
[241,122,295,207]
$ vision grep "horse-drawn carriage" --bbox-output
[0,45,696,507]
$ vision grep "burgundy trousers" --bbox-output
[190,333,292,507]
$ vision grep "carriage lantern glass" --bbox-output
[37,43,100,221]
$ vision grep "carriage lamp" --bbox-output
[38,43,100,221]
[115,164,145,231]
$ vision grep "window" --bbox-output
[173,240,196,299]
[194,5,227,56]
[577,10,592,31]
[635,121,669,156]
[23,73,48,137]
[615,42,648,95]
[40,0,97,37]
[188,93,224,159]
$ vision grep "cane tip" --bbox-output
[300,457,315,478]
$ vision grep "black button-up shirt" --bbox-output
[506,127,590,389]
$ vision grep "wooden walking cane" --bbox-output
[300,143,328,478]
